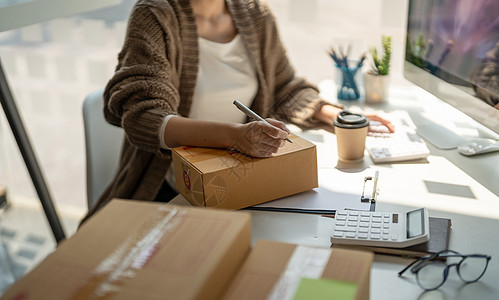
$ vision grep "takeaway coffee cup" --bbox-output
[334,111,370,162]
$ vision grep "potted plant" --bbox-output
[364,35,391,104]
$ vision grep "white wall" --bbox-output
[268,0,409,85]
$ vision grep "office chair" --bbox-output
[82,89,124,209]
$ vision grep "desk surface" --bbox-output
[318,79,499,197]
[171,83,499,300]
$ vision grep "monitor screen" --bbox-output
[404,0,499,136]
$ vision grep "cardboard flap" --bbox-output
[172,134,316,174]
[273,133,316,156]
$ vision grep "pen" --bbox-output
[233,100,292,143]
[356,53,366,68]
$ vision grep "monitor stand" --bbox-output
[416,124,467,149]
[415,117,499,150]
[405,98,499,150]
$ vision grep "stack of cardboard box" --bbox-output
[2,137,374,299]
[223,240,372,300]
[1,200,373,300]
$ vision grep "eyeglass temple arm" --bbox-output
[398,259,422,277]
[398,252,458,276]
[399,250,460,275]
[398,252,491,277]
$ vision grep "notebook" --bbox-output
[332,217,452,258]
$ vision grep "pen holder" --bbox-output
[334,62,363,101]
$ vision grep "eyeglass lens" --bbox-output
[457,256,489,282]
[416,255,489,290]
[417,260,447,290]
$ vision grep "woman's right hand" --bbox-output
[231,119,289,158]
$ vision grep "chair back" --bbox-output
[82,89,123,208]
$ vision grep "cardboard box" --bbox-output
[172,133,318,209]
[222,240,374,300]
[1,199,251,300]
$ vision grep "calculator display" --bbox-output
[407,208,425,238]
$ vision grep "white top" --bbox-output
[161,34,258,191]
[189,35,257,122]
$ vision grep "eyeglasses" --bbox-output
[398,250,491,291]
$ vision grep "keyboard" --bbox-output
[366,111,430,163]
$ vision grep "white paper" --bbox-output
[253,168,374,212]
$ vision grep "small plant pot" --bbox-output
[364,72,390,104]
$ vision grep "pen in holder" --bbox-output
[335,61,363,101]
[328,46,366,101]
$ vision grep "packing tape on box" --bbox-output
[267,245,332,300]
[73,206,184,298]
[179,146,252,165]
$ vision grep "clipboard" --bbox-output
[361,170,379,212]
[248,169,379,214]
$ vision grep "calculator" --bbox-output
[330,208,430,248]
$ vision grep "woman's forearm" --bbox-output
[164,116,239,149]
[164,116,289,158]
[313,104,342,125]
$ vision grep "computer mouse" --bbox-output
[457,138,499,156]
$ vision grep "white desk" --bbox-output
[317,79,499,197]
[171,84,499,299]
[172,153,499,300]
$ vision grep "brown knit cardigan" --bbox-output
[82,0,335,223]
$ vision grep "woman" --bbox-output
[81,0,393,222]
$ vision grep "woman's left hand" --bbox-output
[363,112,395,133]
[314,104,395,133]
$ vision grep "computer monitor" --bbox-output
[404,0,499,149]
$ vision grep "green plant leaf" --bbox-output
[369,35,391,75]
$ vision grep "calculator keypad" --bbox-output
[332,210,398,241]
